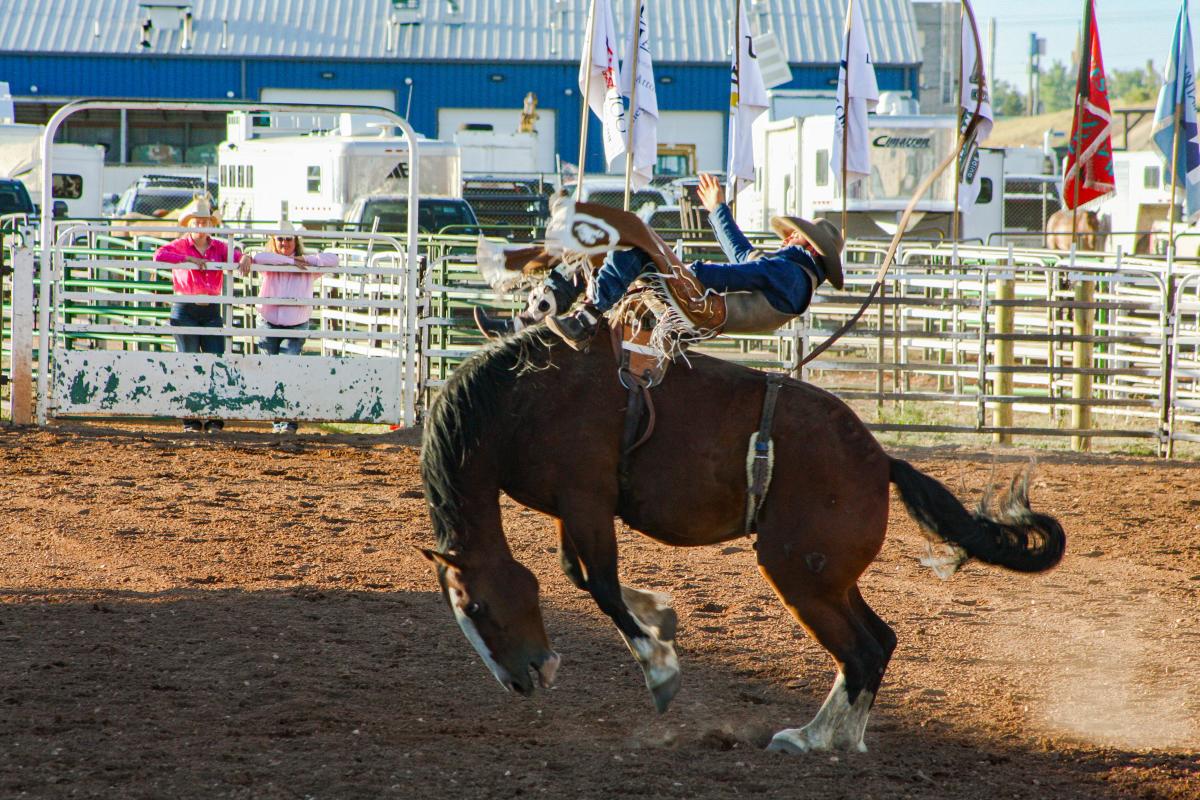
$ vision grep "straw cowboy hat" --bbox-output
[770,216,845,290]
[178,195,221,227]
[272,219,304,236]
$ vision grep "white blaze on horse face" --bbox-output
[447,587,512,690]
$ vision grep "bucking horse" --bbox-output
[418,199,1065,754]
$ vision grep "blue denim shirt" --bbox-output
[690,204,825,315]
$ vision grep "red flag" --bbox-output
[1063,0,1115,209]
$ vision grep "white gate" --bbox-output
[31,98,423,427]
[36,223,419,426]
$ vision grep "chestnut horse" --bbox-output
[419,326,1065,753]
[1046,209,1106,251]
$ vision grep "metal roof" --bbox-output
[1,0,918,65]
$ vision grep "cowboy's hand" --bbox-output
[292,257,308,270]
[237,254,253,276]
[186,256,208,267]
[697,173,725,213]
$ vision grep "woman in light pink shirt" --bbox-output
[238,222,338,433]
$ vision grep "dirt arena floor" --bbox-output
[1,423,1198,799]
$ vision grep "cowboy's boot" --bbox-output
[473,306,517,339]
[546,304,601,351]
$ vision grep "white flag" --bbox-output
[831,0,880,183]
[957,1,994,204]
[620,1,658,189]
[726,1,769,195]
[579,0,627,172]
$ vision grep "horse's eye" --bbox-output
[464,601,484,618]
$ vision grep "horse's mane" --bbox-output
[420,326,558,553]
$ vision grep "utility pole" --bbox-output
[1027,32,1046,115]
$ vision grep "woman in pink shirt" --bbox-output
[153,198,242,432]
[238,221,338,433]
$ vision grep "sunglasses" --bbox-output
[274,236,296,243]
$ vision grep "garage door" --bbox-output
[438,108,558,173]
[658,111,724,172]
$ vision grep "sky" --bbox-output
[952,0,1197,88]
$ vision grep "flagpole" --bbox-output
[1168,95,1184,251]
[576,0,599,201]
[952,3,964,245]
[623,0,645,211]
[840,0,853,241]
[727,0,742,214]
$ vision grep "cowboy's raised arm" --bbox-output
[707,204,758,263]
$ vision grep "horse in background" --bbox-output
[1046,209,1106,252]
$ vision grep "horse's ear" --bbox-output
[416,546,464,570]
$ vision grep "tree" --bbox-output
[1039,61,1075,113]
[991,80,1026,118]
[1109,64,1160,105]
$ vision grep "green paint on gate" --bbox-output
[99,370,122,410]
[180,362,291,414]
[69,372,98,404]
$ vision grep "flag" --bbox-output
[1152,0,1200,221]
[726,0,768,195]
[620,0,658,189]
[578,0,627,172]
[831,0,880,185]
[958,0,994,204]
[1062,0,1114,210]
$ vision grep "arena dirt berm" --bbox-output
[1,423,1197,798]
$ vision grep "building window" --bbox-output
[236,165,245,188]
[247,165,254,189]
[307,166,321,193]
[52,174,84,199]
[1144,166,1162,190]
[816,150,830,187]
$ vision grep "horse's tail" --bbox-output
[888,458,1065,574]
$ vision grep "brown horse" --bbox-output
[1046,209,1106,251]
[419,326,1065,753]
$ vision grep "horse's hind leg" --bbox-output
[559,505,681,712]
[760,559,890,753]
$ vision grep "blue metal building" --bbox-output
[0,0,921,172]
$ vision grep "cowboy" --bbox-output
[547,174,843,348]
[477,174,844,348]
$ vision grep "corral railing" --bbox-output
[422,239,1200,457]
[8,222,421,426]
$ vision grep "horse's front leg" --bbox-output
[558,498,681,713]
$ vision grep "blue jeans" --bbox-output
[170,302,225,355]
[592,249,657,312]
[259,321,309,356]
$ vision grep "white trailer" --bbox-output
[1094,151,1177,255]
[0,123,105,218]
[217,111,461,225]
[738,113,1004,243]
[454,128,539,175]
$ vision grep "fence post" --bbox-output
[1070,257,1094,451]
[10,248,34,425]
[993,245,1015,444]
[1160,244,1178,458]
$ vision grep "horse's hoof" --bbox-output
[650,669,682,714]
[766,729,814,754]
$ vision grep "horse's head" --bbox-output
[421,548,560,695]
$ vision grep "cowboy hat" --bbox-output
[178,195,221,227]
[272,219,305,236]
[770,216,844,290]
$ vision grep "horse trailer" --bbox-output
[736,113,1004,243]
[217,111,462,227]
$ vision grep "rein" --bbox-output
[798,0,986,368]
